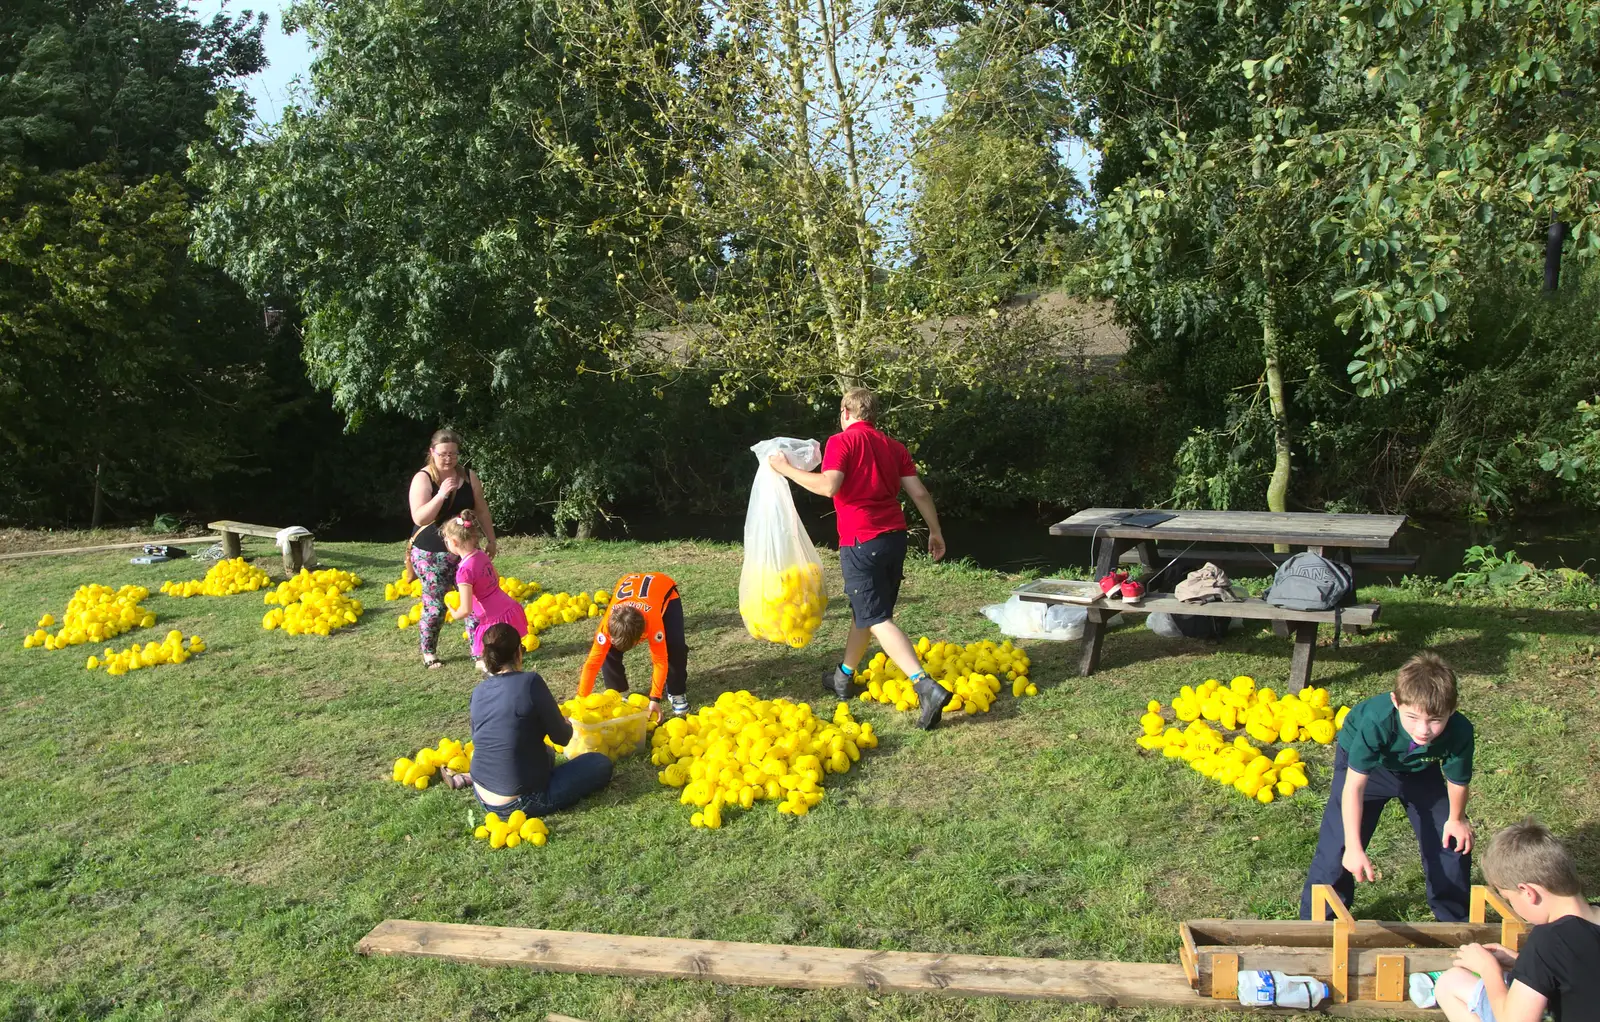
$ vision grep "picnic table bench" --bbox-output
[209,520,318,576]
[1117,546,1418,574]
[1024,508,1407,692]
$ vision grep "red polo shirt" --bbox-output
[822,421,917,546]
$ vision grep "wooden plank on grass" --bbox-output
[0,539,194,563]
[357,921,1437,1015]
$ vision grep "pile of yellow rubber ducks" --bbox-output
[501,576,541,601]
[264,568,363,606]
[86,631,206,674]
[854,637,1034,714]
[526,589,608,631]
[740,562,827,649]
[392,737,472,790]
[474,809,548,849]
[262,568,366,636]
[651,692,878,827]
[22,584,154,649]
[160,558,272,597]
[1162,676,1349,745]
[384,574,541,602]
[1134,676,1349,803]
[546,689,653,760]
[385,576,423,601]
[1141,716,1313,803]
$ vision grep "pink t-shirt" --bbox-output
[455,552,503,611]
[453,551,528,657]
[821,421,917,546]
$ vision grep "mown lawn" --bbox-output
[2,536,1596,1021]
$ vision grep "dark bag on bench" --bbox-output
[1266,553,1354,611]
[1267,552,1356,646]
[1171,614,1231,641]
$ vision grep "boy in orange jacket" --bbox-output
[577,571,689,720]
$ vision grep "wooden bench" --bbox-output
[209,520,317,575]
[1018,588,1380,692]
[1120,546,1418,575]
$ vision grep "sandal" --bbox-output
[423,652,443,670]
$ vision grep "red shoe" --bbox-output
[1120,579,1145,605]
[1098,570,1128,599]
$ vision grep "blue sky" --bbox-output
[181,1,1095,186]
[184,0,314,124]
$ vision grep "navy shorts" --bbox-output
[840,530,907,627]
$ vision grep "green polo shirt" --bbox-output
[1337,693,1474,784]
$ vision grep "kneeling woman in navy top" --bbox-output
[459,622,613,814]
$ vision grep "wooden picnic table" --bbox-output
[1041,508,1407,690]
[1052,508,1407,575]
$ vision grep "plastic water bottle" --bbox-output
[1237,970,1330,1008]
[1409,971,1444,1008]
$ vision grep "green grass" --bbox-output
[2,537,1597,1021]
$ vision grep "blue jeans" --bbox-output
[1301,745,1471,921]
[475,752,613,816]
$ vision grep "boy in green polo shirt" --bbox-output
[1300,651,1475,921]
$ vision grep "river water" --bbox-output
[592,505,1600,582]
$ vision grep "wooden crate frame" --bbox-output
[1179,884,1527,1004]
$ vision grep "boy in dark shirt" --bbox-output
[1300,651,1476,921]
[1435,818,1600,1022]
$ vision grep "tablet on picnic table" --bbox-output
[1111,510,1177,528]
[1011,579,1104,604]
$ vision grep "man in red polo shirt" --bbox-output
[768,388,950,729]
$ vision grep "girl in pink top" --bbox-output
[441,511,528,670]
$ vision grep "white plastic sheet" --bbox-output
[980,595,1088,641]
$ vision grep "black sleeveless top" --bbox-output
[412,470,476,553]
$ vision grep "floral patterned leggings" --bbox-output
[411,548,478,657]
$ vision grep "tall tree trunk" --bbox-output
[776,0,852,381]
[1544,221,1569,292]
[814,0,874,364]
[1261,279,1291,515]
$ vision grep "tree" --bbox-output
[532,0,1077,402]
[907,2,1083,309]
[189,0,713,529]
[0,0,264,176]
[0,0,271,524]
[1028,0,1600,509]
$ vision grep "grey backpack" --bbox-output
[1266,552,1354,612]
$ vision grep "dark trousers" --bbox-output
[840,530,907,628]
[1300,745,1471,922]
[475,752,614,816]
[598,596,688,698]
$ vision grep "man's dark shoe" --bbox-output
[914,676,952,730]
[825,666,852,700]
